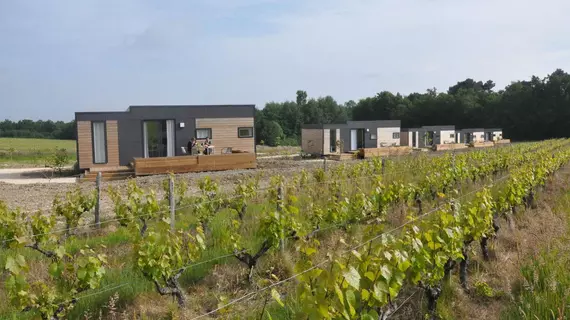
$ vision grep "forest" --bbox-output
[0,119,76,140]
[255,68,570,146]
[3,68,570,146]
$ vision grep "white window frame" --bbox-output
[392,132,400,139]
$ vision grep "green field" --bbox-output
[0,137,76,166]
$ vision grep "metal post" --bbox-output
[323,156,327,172]
[169,175,175,231]
[381,158,386,175]
[95,172,101,229]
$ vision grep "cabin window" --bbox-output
[480,135,484,138]
[370,133,377,140]
[196,128,212,139]
[450,133,455,138]
[92,121,107,164]
[392,132,400,139]
[238,127,254,138]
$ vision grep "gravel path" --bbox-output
[0,158,341,217]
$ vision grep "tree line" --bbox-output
[0,120,76,140]
[3,68,570,145]
[255,68,570,146]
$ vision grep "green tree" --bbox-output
[258,120,284,146]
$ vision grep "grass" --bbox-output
[256,145,301,156]
[0,138,76,151]
[0,137,76,166]
[433,170,570,320]
[500,187,570,320]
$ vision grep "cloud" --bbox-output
[221,0,570,99]
[1,0,569,120]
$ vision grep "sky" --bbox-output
[1,0,570,121]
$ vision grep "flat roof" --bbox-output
[459,128,485,132]
[302,120,401,129]
[421,125,455,130]
[126,104,255,112]
[75,104,256,115]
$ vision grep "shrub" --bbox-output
[48,147,70,175]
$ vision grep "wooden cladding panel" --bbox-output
[133,153,256,175]
[195,118,255,154]
[301,129,323,154]
[105,121,120,167]
[77,120,120,170]
[77,121,92,170]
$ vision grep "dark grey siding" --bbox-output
[128,105,255,118]
[460,128,485,133]
[76,105,255,166]
[346,120,401,128]
[340,129,351,152]
[337,129,377,152]
[422,125,455,131]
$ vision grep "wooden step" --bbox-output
[88,166,132,173]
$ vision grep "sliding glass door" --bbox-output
[143,120,175,158]
[92,121,107,164]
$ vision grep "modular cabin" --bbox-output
[75,105,257,179]
[484,128,503,142]
[457,128,486,144]
[404,125,456,148]
[301,120,401,155]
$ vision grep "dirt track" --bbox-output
[0,158,341,216]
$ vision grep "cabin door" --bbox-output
[350,130,357,151]
[330,129,336,153]
[143,120,175,158]
[350,129,365,151]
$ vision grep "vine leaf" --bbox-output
[342,266,361,290]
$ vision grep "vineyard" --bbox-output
[1,140,570,319]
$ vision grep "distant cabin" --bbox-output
[301,120,401,155]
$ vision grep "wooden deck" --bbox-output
[81,166,135,182]
[133,153,257,176]
[473,141,495,148]
[328,153,358,161]
[433,143,468,151]
[361,146,413,158]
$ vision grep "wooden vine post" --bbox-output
[95,171,102,229]
[169,175,175,230]
[277,183,285,254]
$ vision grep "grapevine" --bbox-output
[134,221,205,307]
